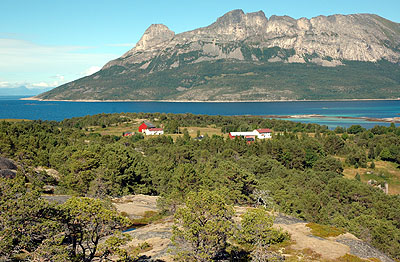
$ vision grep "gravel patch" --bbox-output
[130,230,172,241]
[137,256,166,262]
[336,238,394,262]
[307,234,326,241]
[151,242,175,260]
[274,213,305,225]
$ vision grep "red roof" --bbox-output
[138,123,147,132]
[148,128,163,131]
[139,122,156,132]
[256,129,272,133]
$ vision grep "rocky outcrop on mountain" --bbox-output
[103,9,400,71]
[36,9,400,101]
[106,24,175,68]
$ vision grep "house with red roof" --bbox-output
[229,129,272,140]
[138,121,164,135]
[138,121,156,133]
[254,129,272,139]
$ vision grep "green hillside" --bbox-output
[38,58,400,101]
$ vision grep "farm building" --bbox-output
[123,132,134,137]
[254,129,272,139]
[245,136,255,144]
[229,131,256,139]
[229,129,272,140]
[144,128,164,136]
[138,121,156,133]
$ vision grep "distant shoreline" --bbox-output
[259,114,400,124]
[19,97,400,103]
[3,113,399,124]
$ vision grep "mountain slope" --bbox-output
[37,10,400,101]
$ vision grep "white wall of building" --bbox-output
[230,130,271,139]
[144,129,164,135]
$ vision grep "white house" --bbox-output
[254,129,272,139]
[229,128,272,140]
[229,131,256,138]
[144,128,164,136]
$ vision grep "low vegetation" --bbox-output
[343,160,400,194]
[306,223,346,238]
[172,190,289,261]
[336,254,378,262]
[129,210,165,226]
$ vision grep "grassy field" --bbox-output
[86,121,224,140]
[179,126,223,137]
[342,160,400,195]
[0,119,32,122]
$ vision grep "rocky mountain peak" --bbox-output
[213,9,268,27]
[134,24,175,51]
[215,9,245,24]
[205,9,268,39]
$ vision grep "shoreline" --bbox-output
[257,114,400,124]
[2,114,399,124]
[20,97,400,103]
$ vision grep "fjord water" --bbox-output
[0,96,399,129]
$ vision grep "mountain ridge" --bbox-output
[36,9,400,101]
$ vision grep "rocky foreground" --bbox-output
[113,195,394,262]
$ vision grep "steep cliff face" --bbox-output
[105,24,175,68]
[37,10,400,101]
[103,9,400,71]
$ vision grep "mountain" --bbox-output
[36,10,400,101]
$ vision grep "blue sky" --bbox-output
[1,0,399,91]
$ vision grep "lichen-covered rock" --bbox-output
[0,169,16,179]
[0,157,17,170]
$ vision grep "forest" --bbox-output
[1,112,400,261]
[39,50,400,101]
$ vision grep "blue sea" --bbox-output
[0,96,399,129]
